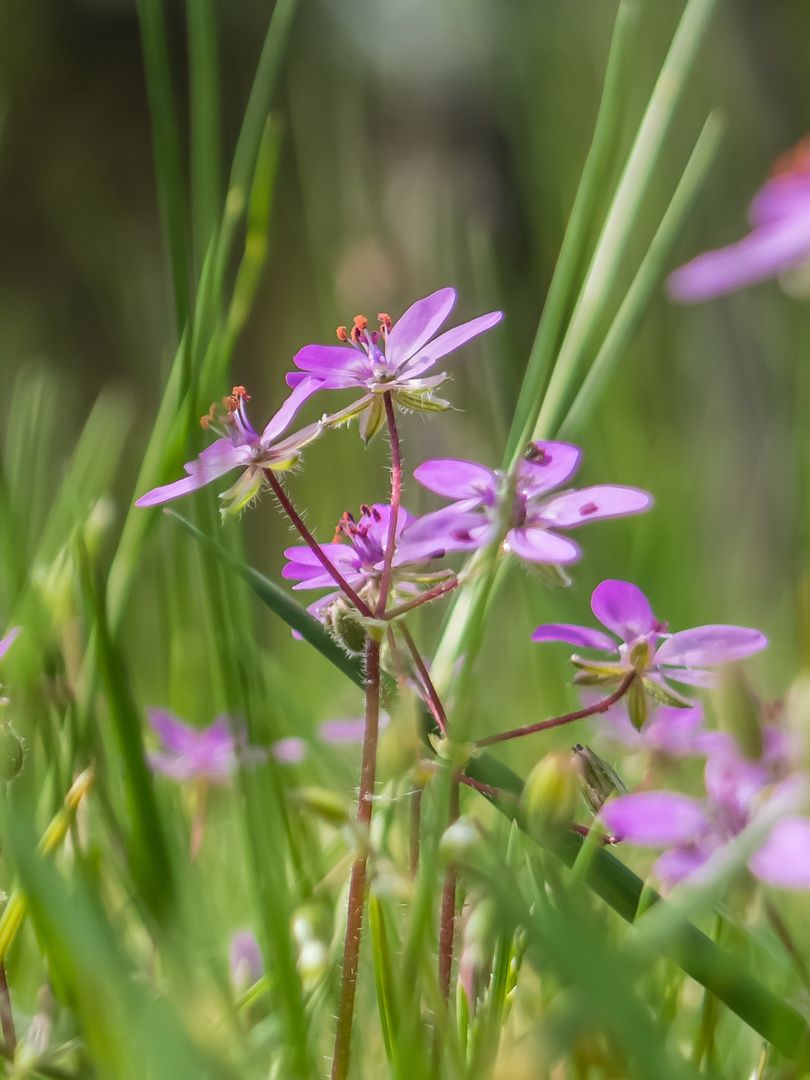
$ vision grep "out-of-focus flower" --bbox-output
[532,579,767,728]
[230,930,263,991]
[146,710,303,782]
[600,732,810,889]
[287,289,503,440]
[0,627,20,664]
[135,381,324,516]
[595,699,705,756]
[283,503,451,620]
[404,442,652,565]
[668,137,810,302]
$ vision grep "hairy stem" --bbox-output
[476,672,635,747]
[376,392,402,616]
[331,637,381,1080]
[398,623,448,737]
[383,576,459,621]
[438,778,460,1001]
[0,963,15,1052]
[265,469,373,618]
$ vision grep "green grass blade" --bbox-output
[369,895,398,1063]
[213,0,299,300]
[187,0,221,276]
[559,111,724,439]
[135,0,192,337]
[530,0,719,443]
[76,545,174,924]
[503,0,638,465]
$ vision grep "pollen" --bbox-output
[232,385,250,401]
[200,403,216,430]
[377,313,392,332]
[336,326,349,341]
[353,315,368,331]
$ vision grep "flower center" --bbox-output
[335,314,394,377]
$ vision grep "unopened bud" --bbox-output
[521,751,580,839]
[716,663,763,761]
[324,600,366,657]
[573,744,626,814]
[626,678,650,731]
[440,817,485,865]
[0,723,24,782]
[290,786,351,825]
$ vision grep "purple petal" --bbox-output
[667,213,810,303]
[653,847,710,884]
[658,666,718,688]
[643,704,704,756]
[290,344,367,386]
[600,791,709,845]
[505,526,581,565]
[230,930,264,988]
[318,714,390,743]
[749,817,810,889]
[749,175,810,227]
[531,623,616,651]
[655,626,768,668]
[518,442,582,496]
[412,459,498,502]
[136,440,242,507]
[402,310,504,378]
[271,737,307,764]
[262,378,324,444]
[385,288,457,367]
[538,485,653,528]
[147,709,199,754]
[591,580,655,643]
[400,507,495,559]
[0,627,21,662]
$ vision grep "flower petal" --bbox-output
[136,440,242,507]
[271,737,307,764]
[655,626,768,668]
[653,847,710,884]
[413,458,498,502]
[506,527,581,564]
[591,580,655,642]
[749,817,810,889]
[519,442,582,496]
[385,288,457,367]
[291,344,368,385]
[643,704,704,756]
[600,791,708,845]
[0,627,21,662]
[147,709,200,754]
[531,624,616,651]
[667,213,810,303]
[262,377,324,444]
[538,485,653,528]
[402,310,504,378]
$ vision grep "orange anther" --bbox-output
[378,313,392,332]
[353,315,368,331]
[350,326,363,344]
[336,326,349,341]
[232,385,250,401]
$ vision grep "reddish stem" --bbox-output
[382,576,459,621]
[331,637,381,1080]
[264,469,373,618]
[438,779,460,1000]
[476,672,636,747]
[0,962,15,1052]
[458,774,503,799]
[376,392,402,616]
[571,823,618,846]
[398,623,448,737]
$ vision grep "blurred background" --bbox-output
[1,0,810,740]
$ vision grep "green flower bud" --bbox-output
[521,750,580,839]
[0,723,25,782]
[324,599,366,657]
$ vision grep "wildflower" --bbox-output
[532,579,767,728]
[669,137,810,302]
[283,503,450,619]
[146,710,301,781]
[287,289,503,441]
[600,731,810,888]
[135,380,324,516]
[405,442,652,565]
[230,930,263,991]
[594,699,705,756]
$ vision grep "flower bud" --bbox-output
[573,743,626,814]
[0,722,24,782]
[521,750,580,839]
[440,816,485,865]
[324,599,366,657]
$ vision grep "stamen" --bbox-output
[232,385,250,401]
[378,313,392,333]
[353,316,368,331]
[336,326,349,342]
[200,403,217,430]
[772,135,810,178]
